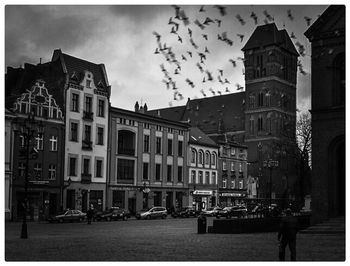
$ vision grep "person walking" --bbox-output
[278,208,298,261]
[87,205,94,225]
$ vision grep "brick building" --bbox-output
[304,5,345,223]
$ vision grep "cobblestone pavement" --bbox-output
[5,217,345,261]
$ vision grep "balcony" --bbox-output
[118,148,135,156]
[83,111,94,121]
[82,139,93,150]
[81,173,92,184]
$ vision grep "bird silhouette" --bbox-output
[214,5,227,16]
[215,19,222,27]
[263,10,274,22]
[196,63,204,73]
[203,17,215,25]
[190,38,199,49]
[152,31,161,42]
[179,9,190,26]
[225,87,230,93]
[188,28,192,38]
[198,52,206,62]
[287,9,294,21]
[236,83,244,90]
[250,12,258,25]
[304,16,312,26]
[202,77,206,83]
[177,35,183,43]
[162,79,171,89]
[229,59,237,67]
[236,14,246,25]
[290,32,296,39]
[199,5,206,12]
[194,19,205,30]
[185,78,195,88]
[168,101,173,107]
[217,76,223,84]
[206,70,213,81]
[171,5,181,19]
[237,34,244,42]
[181,54,187,61]
[204,47,210,53]
[218,69,223,76]
[154,48,160,54]
[217,91,222,95]
[209,88,215,95]
[202,34,208,40]
[224,78,230,84]
[187,51,193,57]
[200,89,207,97]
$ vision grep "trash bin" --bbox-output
[197,214,207,234]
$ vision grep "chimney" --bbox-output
[134,101,139,112]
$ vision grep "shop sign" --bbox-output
[29,180,49,185]
[193,190,213,196]
[220,192,246,197]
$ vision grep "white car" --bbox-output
[135,207,167,220]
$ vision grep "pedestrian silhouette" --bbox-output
[87,205,94,224]
[278,208,298,261]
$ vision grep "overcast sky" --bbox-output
[5,4,328,113]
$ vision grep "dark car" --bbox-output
[216,206,247,219]
[110,208,131,221]
[135,207,167,220]
[171,207,198,218]
[94,207,118,221]
[48,209,87,223]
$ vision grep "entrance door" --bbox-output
[82,190,88,212]
[128,198,136,215]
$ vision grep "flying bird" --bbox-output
[198,52,206,62]
[236,83,244,90]
[225,87,230,93]
[290,32,296,39]
[287,9,294,21]
[218,69,223,76]
[209,88,216,95]
[202,34,208,40]
[217,91,222,95]
[179,9,190,26]
[224,78,230,84]
[177,35,183,43]
[236,14,246,25]
[203,17,215,25]
[154,48,160,54]
[214,5,227,16]
[196,63,204,73]
[250,12,258,25]
[188,28,192,38]
[181,54,187,61]
[229,59,237,67]
[206,70,213,81]
[199,5,206,12]
[171,5,181,19]
[237,34,244,42]
[190,38,199,49]
[185,78,195,88]
[200,89,207,97]
[215,19,222,27]
[187,51,192,57]
[204,47,210,53]
[194,19,205,30]
[152,31,161,42]
[304,16,312,26]
[263,10,274,22]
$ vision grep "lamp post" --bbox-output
[13,112,44,239]
[263,159,279,206]
[139,182,150,209]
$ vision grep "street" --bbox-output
[5,216,345,261]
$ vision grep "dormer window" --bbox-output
[86,80,91,88]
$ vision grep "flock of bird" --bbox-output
[152,5,318,106]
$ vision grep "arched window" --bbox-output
[265,92,271,107]
[258,115,263,131]
[250,116,254,134]
[198,150,204,165]
[205,151,210,165]
[333,52,345,106]
[266,112,272,133]
[258,92,264,107]
[211,152,217,167]
[191,149,197,164]
[249,94,255,108]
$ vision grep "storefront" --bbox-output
[192,190,216,211]
[219,190,247,207]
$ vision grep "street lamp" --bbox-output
[263,159,279,206]
[13,112,44,239]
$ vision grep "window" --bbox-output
[178,166,183,183]
[167,139,173,155]
[258,92,264,107]
[266,116,272,133]
[212,172,216,185]
[69,157,77,176]
[71,93,79,112]
[144,135,150,152]
[191,149,197,164]
[85,96,92,113]
[167,165,172,182]
[96,160,103,178]
[50,136,58,151]
[84,125,91,142]
[231,162,235,172]
[249,95,255,108]
[18,162,25,177]
[199,171,203,184]
[250,117,254,134]
[205,172,210,184]
[97,127,104,145]
[239,163,243,173]
[231,180,235,189]
[71,122,78,142]
[117,159,134,182]
[98,99,105,117]
[266,92,271,107]
[19,135,25,148]
[211,152,216,167]
[191,170,196,184]
[35,134,43,150]
[258,116,263,131]
[198,151,204,165]
[155,164,161,181]
[223,161,227,171]
[33,163,42,179]
[239,180,243,189]
[48,164,56,180]
[86,80,91,88]
[205,152,210,165]
[83,158,90,175]
[178,141,183,156]
[143,162,149,180]
[223,179,227,188]
[231,148,236,156]
[156,137,162,154]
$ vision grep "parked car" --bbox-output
[96,207,131,221]
[135,207,167,220]
[216,206,247,219]
[171,206,198,218]
[48,209,87,223]
[202,206,222,217]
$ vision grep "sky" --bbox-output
[5,4,329,113]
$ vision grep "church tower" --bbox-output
[242,23,299,201]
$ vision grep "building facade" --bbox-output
[10,80,65,221]
[108,105,190,214]
[304,5,345,223]
[188,127,219,211]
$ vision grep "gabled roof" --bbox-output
[304,5,344,40]
[242,23,298,56]
[51,49,110,95]
[147,92,246,135]
[189,127,218,148]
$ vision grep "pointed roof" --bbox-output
[242,23,298,56]
[189,127,218,148]
[304,5,345,40]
